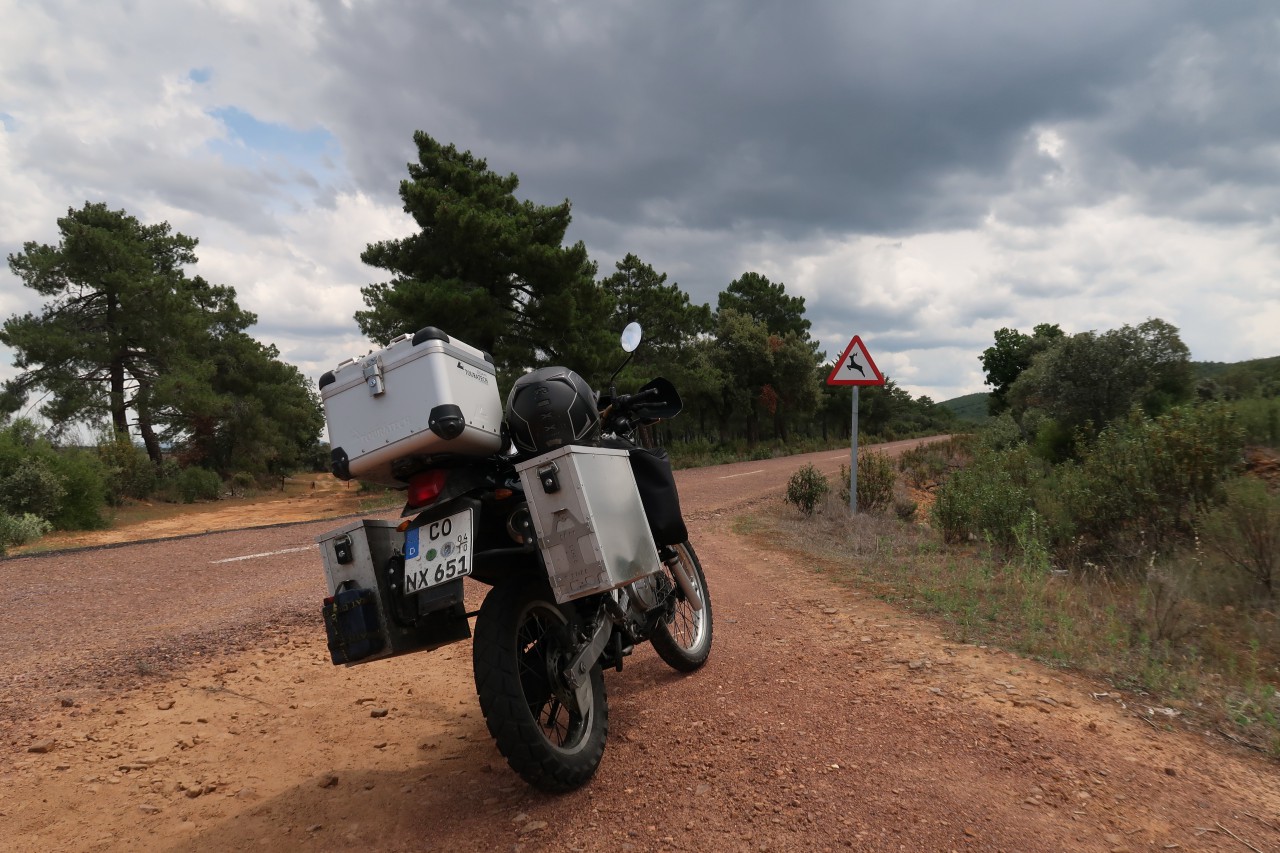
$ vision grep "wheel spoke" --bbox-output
[516,602,589,750]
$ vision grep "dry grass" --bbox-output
[740,492,1280,758]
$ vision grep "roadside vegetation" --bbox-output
[780,322,1280,758]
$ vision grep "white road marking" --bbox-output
[211,546,313,564]
[718,469,766,479]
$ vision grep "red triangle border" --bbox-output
[826,335,885,386]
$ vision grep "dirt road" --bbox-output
[2,442,1278,852]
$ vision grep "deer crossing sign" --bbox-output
[826,335,884,387]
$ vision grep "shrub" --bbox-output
[979,412,1024,452]
[1199,477,1280,601]
[180,467,223,503]
[1230,398,1280,447]
[898,436,975,492]
[229,471,258,496]
[98,437,157,504]
[0,421,110,531]
[856,451,896,513]
[931,446,1040,545]
[785,463,829,517]
[897,444,948,490]
[937,403,1245,569]
[45,449,108,530]
[1069,404,1243,549]
[0,458,65,519]
[0,512,54,555]
[157,466,224,503]
[894,497,919,522]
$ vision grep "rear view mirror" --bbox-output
[620,322,642,353]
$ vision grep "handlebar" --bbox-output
[613,387,663,411]
[598,377,682,434]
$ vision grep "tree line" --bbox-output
[354,131,952,447]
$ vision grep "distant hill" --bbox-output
[1193,355,1280,398]
[941,392,990,423]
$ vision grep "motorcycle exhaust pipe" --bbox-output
[664,549,703,611]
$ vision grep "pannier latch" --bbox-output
[333,534,354,565]
[361,355,385,396]
[537,462,560,494]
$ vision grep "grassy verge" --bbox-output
[740,494,1280,759]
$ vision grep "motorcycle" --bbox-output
[317,323,712,792]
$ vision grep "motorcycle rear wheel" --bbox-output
[650,540,713,672]
[473,578,608,792]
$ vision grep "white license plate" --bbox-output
[403,509,473,594]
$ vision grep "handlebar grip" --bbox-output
[629,387,661,405]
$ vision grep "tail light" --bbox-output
[406,469,449,509]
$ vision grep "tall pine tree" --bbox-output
[3,203,254,462]
[357,132,613,377]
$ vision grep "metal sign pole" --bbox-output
[849,386,859,514]
[827,333,882,515]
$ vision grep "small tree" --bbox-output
[785,463,829,517]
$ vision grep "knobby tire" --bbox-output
[473,578,608,792]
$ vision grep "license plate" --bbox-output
[402,509,473,594]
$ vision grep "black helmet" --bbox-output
[505,366,600,456]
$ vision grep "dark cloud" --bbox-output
[314,0,1216,237]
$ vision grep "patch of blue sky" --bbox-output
[188,67,212,84]
[207,106,344,201]
[0,113,17,132]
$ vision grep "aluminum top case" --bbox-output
[515,445,662,603]
[319,327,503,486]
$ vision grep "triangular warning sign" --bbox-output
[826,335,885,386]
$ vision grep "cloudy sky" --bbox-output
[2,0,1278,406]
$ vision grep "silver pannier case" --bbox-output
[319,327,503,486]
[515,445,662,603]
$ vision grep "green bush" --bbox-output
[979,412,1024,452]
[0,421,110,531]
[897,444,948,490]
[785,463,829,517]
[180,467,223,503]
[98,437,156,504]
[1069,404,1243,548]
[1199,477,1279,601]
[229,471,257,496]
[894,497,919,522]
[856,451,896,513]
[935,403,1245,570]
[0,458,66,519]
[45,449,108,530]
[931,446,1040,545]
[157,466,224,503]
[0,512,54,555]
[1230,398,1280,447]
